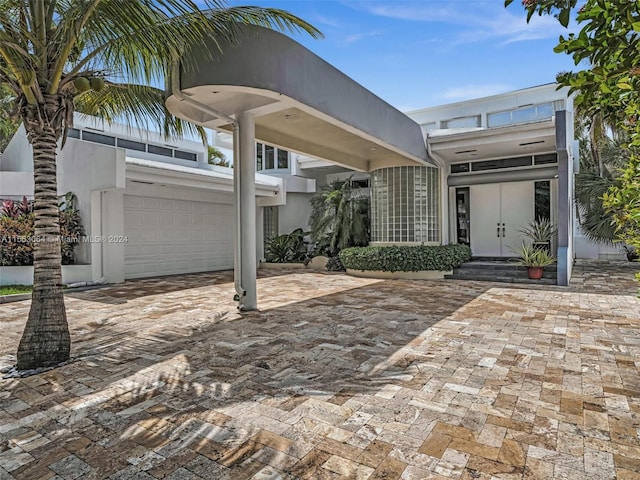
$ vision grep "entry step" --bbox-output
[445,261,557,285]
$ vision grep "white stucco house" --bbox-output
[0,114,283,286]
[0,25,622,308]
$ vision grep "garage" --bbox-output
[123,194,234,279]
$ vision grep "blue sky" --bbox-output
[228,0,577,111]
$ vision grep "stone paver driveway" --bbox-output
[0,262,639,479]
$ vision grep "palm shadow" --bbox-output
[1,274,493,478]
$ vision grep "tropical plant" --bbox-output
[208,145,230,167]
[265,228,309,263]
[507,0,640,289]
[1,196,32,219]
[309,178,370,257]
[573,111,629,243]
[59,193,84,265]
[0,193,84,266]
[0,83,19,151]
[511,242,556,268]
[0,214,34,266]
[265,235,292,263]
[0,0,320,369]
[518,218,557,244]
[603,155,640,254]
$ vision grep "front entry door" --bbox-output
[469,181,534,257]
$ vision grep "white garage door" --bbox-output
[124,195,234,279]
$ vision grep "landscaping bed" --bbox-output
[339,244,472,278]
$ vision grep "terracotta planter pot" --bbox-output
[527,266,544,280]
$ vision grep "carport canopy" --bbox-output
[164,25,432,311]
[165,25,431,172]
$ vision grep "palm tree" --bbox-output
[0,0,320,370]
[309,178,370,257]
[574,107,629,244]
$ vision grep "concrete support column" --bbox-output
[235,112,257,310]
[100,189,125,284]
[555,110,571,286]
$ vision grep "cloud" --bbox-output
[313,13,344,29]
[343,29,385,45]
[437,84,516,102]
[345,1,569,45]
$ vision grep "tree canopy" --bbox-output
[506,0,640,260]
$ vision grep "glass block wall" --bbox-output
[371,166,440,243]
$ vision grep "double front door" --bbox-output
[469,181,534,257]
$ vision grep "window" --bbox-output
[277,149,289,169]
[148,145,173,157]
[451,163,470,174]
[67,128,80,139]
[471,156,532,172]
[117,138,146,152]
[174,150,197,161]
[256,143,290,171]
[82,131,115,146]
[534,153,558,165]
[535,180,551,221]
[371,166,440,243]
[263,206,278,243]
[351,179,369,188]
[441,115,480,129]
[256,143,263,170]
[487,102,554,128]
[264,145,275,169]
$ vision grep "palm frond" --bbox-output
[0,0,321,145]
[575,172,618,243]
[75,83,206,143]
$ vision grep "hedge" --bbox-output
[339,244,472,273]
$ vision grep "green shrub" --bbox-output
[0,214,35,266]
[339,244,472,272]
[265,228,309,263]
[0,192,85,266]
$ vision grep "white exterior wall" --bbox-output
[0,135,125,267]
[278,192,314,235]
[0,172,34,197]
[1,116,279,286]
[1,125,32,171]
[408,84,570,128]
[574,226,626,260]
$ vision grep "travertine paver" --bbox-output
[0,261,638,479]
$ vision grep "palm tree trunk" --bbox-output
[16,98,70,370]
[590,113,605,177]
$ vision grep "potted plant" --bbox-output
[511,242,556,279]
[518,218,557,253]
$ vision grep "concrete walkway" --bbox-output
[0,261,638,479]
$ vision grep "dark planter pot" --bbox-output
[527,266,544,280]
[627,252,639,262]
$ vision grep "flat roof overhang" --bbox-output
[427,120,557,164]
[165,25,432,172]
[125,158,280,197]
